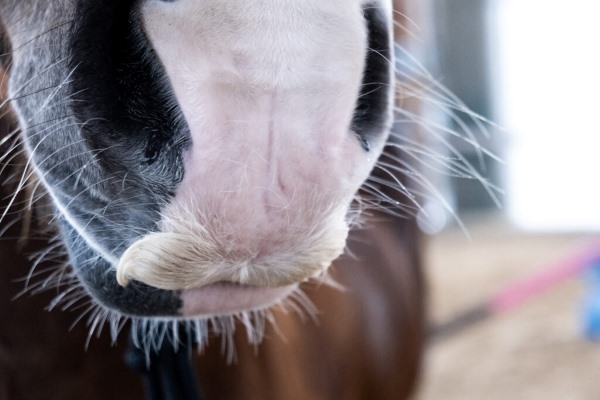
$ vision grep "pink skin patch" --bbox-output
[181,283,297,317]
[134,0,388,317]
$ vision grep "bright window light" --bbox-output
[491,0,600,231]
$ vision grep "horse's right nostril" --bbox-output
[144,131,163,164]
[69,1,189,173]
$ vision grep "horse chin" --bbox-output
[180,282,298,317]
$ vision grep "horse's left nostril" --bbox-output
[358,135,371,151]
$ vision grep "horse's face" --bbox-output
[0,0,393,323]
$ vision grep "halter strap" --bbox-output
[125,326,203,400]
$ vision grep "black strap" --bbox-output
[124,326,204,400]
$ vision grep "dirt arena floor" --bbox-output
[415,216,600,400]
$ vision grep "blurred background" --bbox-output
[395,1,600,398]
[423,0,600,231]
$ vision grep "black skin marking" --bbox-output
[352,4,393,151]
[61,218,182,317]
[70,0,189,180]
[61,0,190,316]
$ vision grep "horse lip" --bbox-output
[180,282,297,317]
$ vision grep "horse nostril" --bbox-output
[358,135,371,152]
[144,144,160,164]
[144,131,163,164]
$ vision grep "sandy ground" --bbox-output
[415,217,600,400]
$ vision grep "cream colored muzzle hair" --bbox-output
[116,202,350,290]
